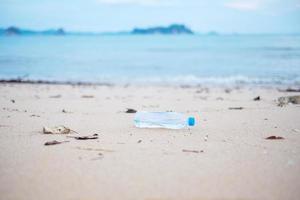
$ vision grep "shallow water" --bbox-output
[0,34,300,86]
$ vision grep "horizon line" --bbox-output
[1,25,300,35]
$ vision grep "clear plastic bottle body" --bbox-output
[134,111,192,129]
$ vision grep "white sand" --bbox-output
[0,83,300,200]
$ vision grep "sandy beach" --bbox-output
[0,83,300,200]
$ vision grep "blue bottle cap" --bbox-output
[188,117,195,126]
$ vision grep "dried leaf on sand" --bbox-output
[44,140,69,146]
[43,126,72,134]
[68,134,98,140]
[265,136,285,140]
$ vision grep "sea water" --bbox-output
[0,34,300,86]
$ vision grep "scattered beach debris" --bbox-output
[292,129,300,133]
[137,139,142,143]
[166,110,174,112]
[11,99,15,103]
[67,134,98,140]
[76,146,114,152]
[182,149,203,153]
[286,88,300,92]
[49,94,62,98]
[44,140,69,146]
[265,136,285,140]
[253,96,260,101]
[225,88,231,93]
[62,109,72,113]
[125,108,137,113]
[228,107,244,110]
[81,95,94,98]
[278,95,300,106]
[195,88,209,93]
[204,135,208,142]
[91,153,104,161]
[43,125,72,134]
[279,88,300,92]
[2,107,27,113]
[30,114,40,117]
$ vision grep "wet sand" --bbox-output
[0,83,300,200]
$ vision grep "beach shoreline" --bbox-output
[1,78,300,90]
[0,83,300,200]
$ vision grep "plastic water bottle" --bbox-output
[134,111,195,129]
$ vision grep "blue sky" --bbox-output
[0,0,300,33]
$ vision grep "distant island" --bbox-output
[0,24,198,36]
[131,24,193,35]
[0,26,65,36]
